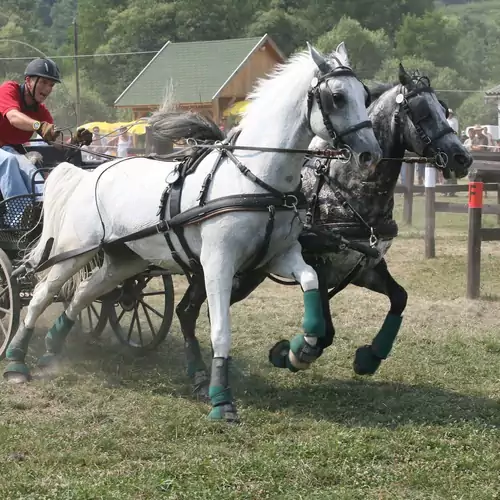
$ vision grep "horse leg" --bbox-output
[3,252,98,383]
[351,258,407,375]
[199,239,243,423]
[267,242,325,372]
[176,276,210,399]
[38,252,148,370]
[315,262,336,358]
[177,270,267,400]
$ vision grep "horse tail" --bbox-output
[24,161,88,268]
[149,110,226,144]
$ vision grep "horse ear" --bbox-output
[307,42,331,75]
[398,62,412,86]
[335,42,350,66]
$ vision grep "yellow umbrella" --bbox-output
[223,100,249,117]
[79,120,148,135]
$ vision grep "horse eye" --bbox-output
[332,93,345,107]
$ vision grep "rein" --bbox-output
[49,137,354,162]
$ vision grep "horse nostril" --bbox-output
[359,151,372,166]
[454,153,472,167]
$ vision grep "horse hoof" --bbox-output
[37,353,58,369]
[3,362,31,383]
[207,403,240,424]
[353,345,382,376]
[268,339,290,369]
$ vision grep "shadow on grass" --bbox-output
[39,329,500,430]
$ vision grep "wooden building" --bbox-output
[114,34,285,126]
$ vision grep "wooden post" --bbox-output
[467,179,484,299]
[145,126,153,155]
[402,162,415,225]
[424,164,436,258]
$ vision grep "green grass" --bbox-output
[1,192,499,499]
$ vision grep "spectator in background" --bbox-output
[464,128,476,149]
[116,126,131,157]
[471,125,489,149]
[90,126,108,158]
[482,127,494,148]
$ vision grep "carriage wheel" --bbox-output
[64,300,108,338]
[106,271,174,354]
[62,257,108,338]
[0,249,21,359]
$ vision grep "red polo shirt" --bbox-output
[0,81,53,146]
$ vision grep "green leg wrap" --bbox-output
[353,314,403,376]
[38,313,75,368]
[45,312,75,355]
[4,324,34,381]
[207,358,238,422]
[371,313,403,359]
[6,324,34,362]
[184,339,208,378]
[289,333,322,367]
[302,289,325,338]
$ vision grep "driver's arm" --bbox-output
[5,109,41,131]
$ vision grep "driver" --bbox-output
[0,58,62,200]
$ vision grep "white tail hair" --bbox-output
[23,161,101,301]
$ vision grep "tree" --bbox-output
[315,17,392,79]
[457,92,498,131]
[334,0,435,36]
[49,73,111,128]
[374,56,471,110]
[245,6,313,56]
[394,11,461,70]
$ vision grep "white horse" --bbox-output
[3,43,381,422]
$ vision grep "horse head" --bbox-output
[306,42,381,169]
[386,63,472,178]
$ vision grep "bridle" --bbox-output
[306,65,373,149]
[394,77,454,169]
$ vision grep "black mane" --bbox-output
[368,82,397,102]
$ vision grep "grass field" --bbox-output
[1,191,499,500]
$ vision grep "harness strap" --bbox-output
[328,258,364,299]
[198,148,226,205]
[224,148,297,201]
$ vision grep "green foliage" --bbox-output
[457,92,498,130]
[315,17,392,79]
[394,10,461,70]
[0,0,497,129]
[245,7,313,56]
[48,73,110,128]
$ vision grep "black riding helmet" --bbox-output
[24,58,61,83]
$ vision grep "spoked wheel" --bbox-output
[65,300,108,338]
[62,257,108,338]
[0,249,21,359]
[106,271,174,354]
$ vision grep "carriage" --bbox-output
[0,143,175,359]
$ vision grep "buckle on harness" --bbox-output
[166,167,180,185]
[283,194,298,209]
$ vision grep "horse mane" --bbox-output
[368,82,397,102]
